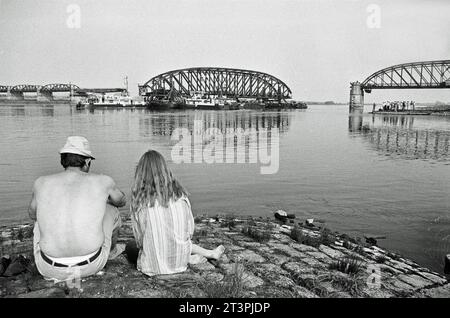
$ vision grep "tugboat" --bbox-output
[184,93,238,110]
[185,96,225,109]
[265,100,307,109]
[289,101,308,109]
[145,96,185,110]
[87,94,134,107]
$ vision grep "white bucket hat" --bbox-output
[59,136,95,159]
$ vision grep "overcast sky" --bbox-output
[0,0,449,102]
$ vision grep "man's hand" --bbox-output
[28,181,38,221]
[107,190,126,208]
[105,176,127,208]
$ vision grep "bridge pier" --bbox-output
[37,90,54,102]
[7,89,24,100]
[348,109,364,132]
[0,87,10,100]
[349,82,364,112]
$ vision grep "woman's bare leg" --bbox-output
[191,244,225,260]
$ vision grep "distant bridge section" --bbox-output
[350,60,450,111]
[0,83,128,101]
[41,84,80,93]
[139,67,292,101]
[75,88,127,95]
[0,86,10,93]
[11,84,43,93]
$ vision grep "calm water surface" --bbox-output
[0,103,449,272]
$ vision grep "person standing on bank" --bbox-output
[29,136,126,282]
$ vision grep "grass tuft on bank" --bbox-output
[201,263,245,298]
[329,255,363,275]
[289,226,335,248]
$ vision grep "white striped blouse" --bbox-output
[131,195,195,276]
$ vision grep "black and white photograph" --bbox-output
[0,0,449,305]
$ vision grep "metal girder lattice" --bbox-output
[40,84,80,92]
[139,67,292,100]
[362,60,450,92]
[10,85,43,93]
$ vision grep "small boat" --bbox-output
[241,100,308,110]
[185,96,225,109]
[87,94,134,107]
[146,99,184,110]
[186,98,218,109]
[75,101,85,110]
[184,92,237,110]
[289,101,308,109]
[266,101,308,109]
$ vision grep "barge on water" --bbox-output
[145,96,307,111]
[371,107,450,116]
[76,93,146,109]
[370,110,433,116]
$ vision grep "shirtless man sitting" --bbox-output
[29,136,126,282]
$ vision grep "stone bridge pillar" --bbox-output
[7,88,24,100]
[37,89,53,102]
[348,109,364,132]
[5,86,11,100]
[349,82,364,112]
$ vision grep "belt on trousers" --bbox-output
[40,247,102,268]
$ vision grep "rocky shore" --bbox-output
[0,215,449,298]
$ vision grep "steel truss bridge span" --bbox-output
[362,60,450,92]
[10,85,42,93]
[40,84,80,93]
[349,60,450,111]
[139,67,292,100]
[0,84,79,94]
[0,84,126,96]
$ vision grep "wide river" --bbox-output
[0,103,449,273]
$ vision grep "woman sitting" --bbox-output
[128,150,224,276]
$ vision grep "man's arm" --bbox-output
[28,181,38,221]
[105,176,126,208]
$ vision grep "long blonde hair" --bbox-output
[131,150,188,212]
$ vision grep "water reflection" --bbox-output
[348,110,364,132]
[10,105,25,117]
[138,110,292,138]
[350,113,450,161]
[5,104,55,117]
[73,106,293,143]
[41,105,54,117]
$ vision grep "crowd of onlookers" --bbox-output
[374,100,416,112]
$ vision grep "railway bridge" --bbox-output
[350,60,450,111]
[0,84,126,101]
[138,67,292,102]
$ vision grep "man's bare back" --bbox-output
[29,170,126,258]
